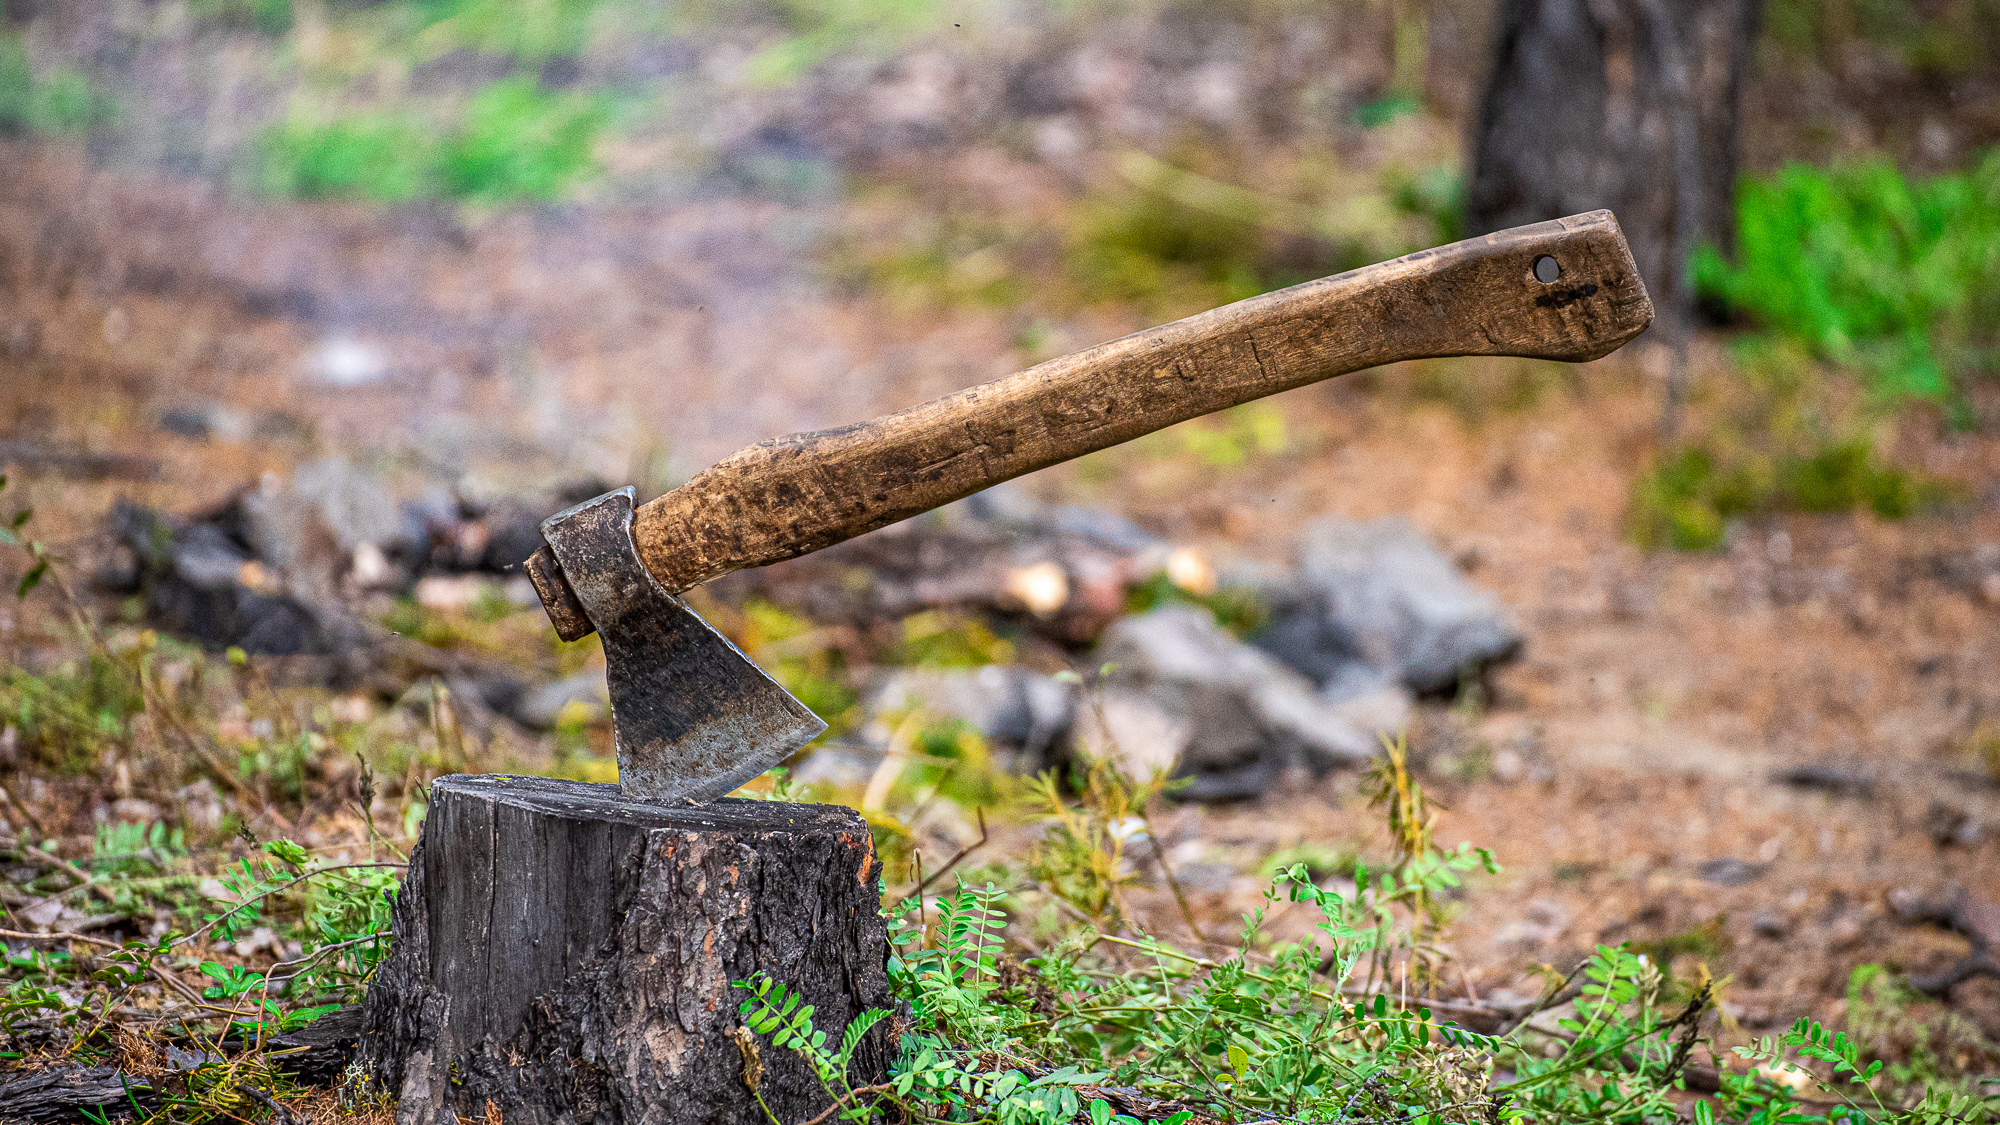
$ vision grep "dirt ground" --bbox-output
[4,112,2000,1071]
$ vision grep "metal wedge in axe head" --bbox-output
[524,210,1656,805]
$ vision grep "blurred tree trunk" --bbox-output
[1466,0,1762,428]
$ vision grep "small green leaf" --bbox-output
[16,557,47,599]
[10,508,28,529]
[227,646,248,665]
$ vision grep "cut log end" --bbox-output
[355,775,893,1125]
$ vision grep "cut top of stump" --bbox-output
[439,773,872,835]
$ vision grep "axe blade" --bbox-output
[538,488,825,804]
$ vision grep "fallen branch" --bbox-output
[914,807,989,897]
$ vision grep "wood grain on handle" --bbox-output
[538,210,1651,625]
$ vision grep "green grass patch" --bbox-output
[1694,149,2000,411]
[1628,437,1951,551]
[1765,0,1996,80]
[1124,572,1268,639]
[189,0,296,36]
[258,76,607,204]
[439,75,609,201]
[0,33,113,137]
[0,654,147,773]
[258,111,435,202]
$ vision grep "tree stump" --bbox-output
[354,775,894,1125]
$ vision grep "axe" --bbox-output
[523,210,1653,804]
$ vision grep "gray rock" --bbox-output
[1171,758,1283,803]
[1254,516,1522,694]
[243,459,408,593]
[1095,606,1380,793]
[789,744,878,787]
[1696,858,1765,887]
[1169,862,1240,891]
[1925,800,1983,847]
[109,502,330,655]
[738,482,1168,644]
[1070,688,1187,781]
[107,798,163,824]
[866,664,1077,773]
[946,483,1164,554]
[513,671,611,730]
[159,399,254,443]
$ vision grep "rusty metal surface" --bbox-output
[536,488,826,804]
[523,544,592,642]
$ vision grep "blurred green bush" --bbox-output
[258,77,607,203]
[0,33,112,137]
[189,0,296,36]
[1765,0,1997,81]
[1693,149,2000,408]
[1628,439,1931,551]
[1634,151,1996,551]
[1628,333,1961,552]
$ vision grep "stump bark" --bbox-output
[354,775,894,1125]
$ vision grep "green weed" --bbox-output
[0,34,112,137]
[1402,357,1569,426]
[438,76,607,202]
[258,112,435,203]
[1067,181,1278,311]
[258,77,606,204]
[891,610,1017,669]
[1259,841,1359,885]
[747,868,1996,1124]
[1844,963,2000,1106]
[1971,721,2000,780]
[1124,572,1268,640]
[740,729,2000,1124]
[190,0,296,36]
[397,0,605,60]
[1628,438,1944,550]
[1694,150,2000,410]
[1,655,147,773]
[1387,162,1465,246]
[1627,333,1958,551]
[1022,754,1176,934]
[1063,146,1448,319]
[1170,403,1290,469]
[721,0,946,89]
[1765,0,1997,81]
[735,598,861,737]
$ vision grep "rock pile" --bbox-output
[99,466,1524,803]
[103,460,608,656]
[841,503,1521,801]
[733,483,1175,644]
[1249,515,1523,696]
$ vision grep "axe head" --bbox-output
[529,488,825,805]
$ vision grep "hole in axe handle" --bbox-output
[525,545,595,642]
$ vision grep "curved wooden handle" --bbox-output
[535,210,1650,624]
